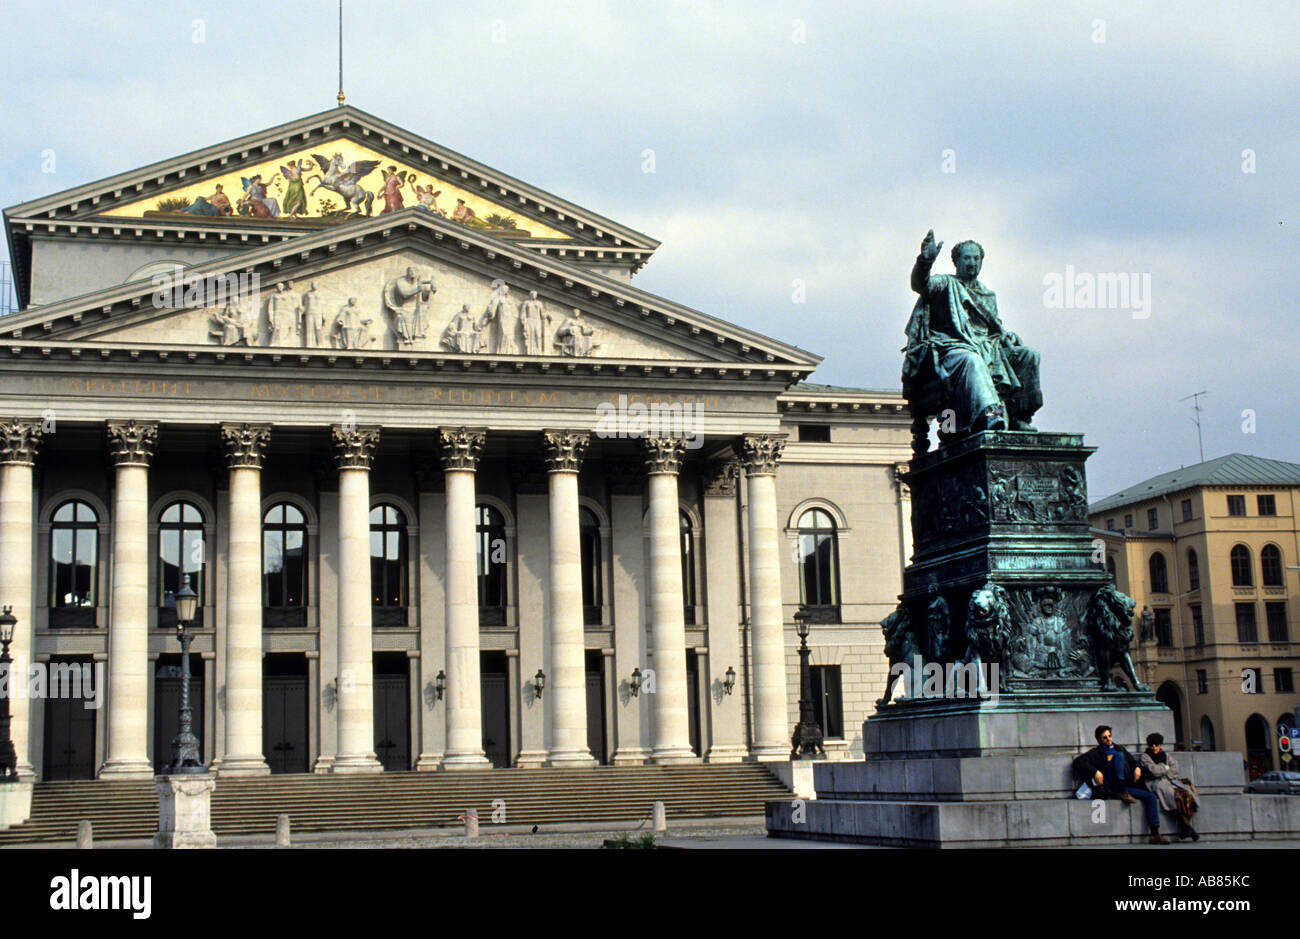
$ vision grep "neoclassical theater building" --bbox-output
[0,107,911,780]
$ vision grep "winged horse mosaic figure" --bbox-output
[308,153,380,216]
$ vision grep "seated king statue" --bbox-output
[903,230,1042,439]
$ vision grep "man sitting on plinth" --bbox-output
[1073,724,1168,844]
[904,230,1042,435]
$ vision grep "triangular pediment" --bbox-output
[5,106,660,308]
[2,210,820,373]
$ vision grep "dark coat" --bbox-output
[1073,744,1141,793]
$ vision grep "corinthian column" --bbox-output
[542,430,596,767]
[218,423,271,776]
[439,427,491,769]
[743,434,788,761]
[99,420,158,779]
[0,419,42,778]
[331,424,383,773]
[644,437,696,763]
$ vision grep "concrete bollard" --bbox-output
[76,820,93,850]
[652,801,666,833]
[464,809,479,838]
[276,814,291,848]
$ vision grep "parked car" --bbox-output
[1245,771,1300,794]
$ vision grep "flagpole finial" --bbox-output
[337,0,345,107]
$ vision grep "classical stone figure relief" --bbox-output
[519,289,551,355]
[333,298,374,349]
[383,267,435,349]
[266,281,299,346]
[210,296,258,345]
[480,279,519,354]
[553,309,598,357]
[442,304,482,353]
[300,282,329,347]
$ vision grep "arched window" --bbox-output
[1106,555,1117,578]
[370,504,407,626]
[681,510,697,626]
[1187,548,1200,592]
[1199,715,1216,752]
[797,508,840,622]
[159,501,205,628]
[264,503,308,627]
[579,507,603,625]
[477,504,507,626]
[1149,553,1169,594]
[50,500,98,627]
[1230,545,1253,587]
[1261,544,1284,587]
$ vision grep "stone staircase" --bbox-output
[0,763,790,844]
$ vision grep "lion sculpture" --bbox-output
[1084,581,1148,692]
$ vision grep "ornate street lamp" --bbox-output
[790,607,826,760]
[629,667,642,697]
[435,670,446,701]
[165,577,205,774]
[533,668,546,699]
[0,607,19,781]
[723,665,736,696]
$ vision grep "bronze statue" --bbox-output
[903,231,1042,444]
[1085,581,1148,692]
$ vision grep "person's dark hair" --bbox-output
[950,240,985,265]
[1094,724,1112,743]
[1146,732,1164,747]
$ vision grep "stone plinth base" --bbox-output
[154,774,216,850]
[764,760,822,799]
[214,754,270,777]
[0,781,33,830]
[98,759,155,780]
[767,699,1300,846]
[704,744,749,764]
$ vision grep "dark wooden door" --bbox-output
[43,670,96,780]
[154,658,204,773]
[263,675,308,774]
[480,652,510,768]
[686,650,701,757]
[373,672,410,772]
[585,650,607,764]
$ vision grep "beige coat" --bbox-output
[1140,751,1199,814]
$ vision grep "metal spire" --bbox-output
[337,0,345,106]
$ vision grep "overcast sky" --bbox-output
[2,1,1296,501]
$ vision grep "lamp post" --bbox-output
[0,607,19,781]
[790,607,825,760]
[165,576,204,774]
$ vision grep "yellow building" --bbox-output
[1090,453,1300,776]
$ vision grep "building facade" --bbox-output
[1090,453,1300,776]
[1,107,910,781]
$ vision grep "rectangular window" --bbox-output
[1147,507,1159,530]
[1227,494,1246,516]
[1266,602,1289,643]
[1106,518,1115,531]
[1236,603,1258,643]
[1154,608,1173,648]
[1275,668,1295,694]
[1181,499,1193,522]
[1196,669,1208,694]
[810,665,843,739]
[1243,667,1263,693]
[1191,604,1204,646]
[796,424,831,443]
[1258,494,1277,516]
[1124,513,1133,529]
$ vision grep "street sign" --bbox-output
[1284,752,1293,764]
[1279,723,1291,738]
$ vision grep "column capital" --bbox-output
[107,420,158,466]
[541,430,589,473]
[643,437,686,476]
[332,424,380,470]
[221,423,272,469]
[894,462,912,498]
[0,419,44,466]
[741,434,787,477]
[703,459,740,497]
[438,427,486,472]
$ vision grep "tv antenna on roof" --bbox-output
[1179,389,1207,464]
[337,0,345,106]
